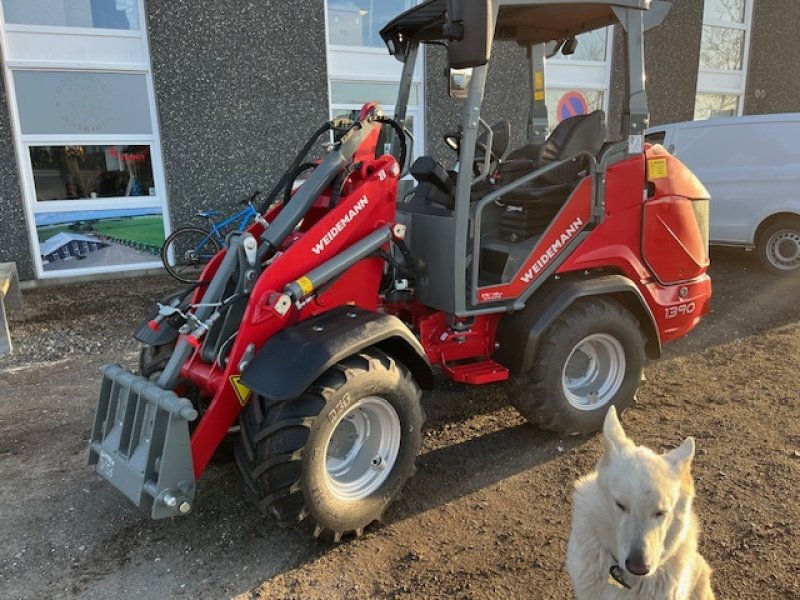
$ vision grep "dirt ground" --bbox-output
[0,248,798,599]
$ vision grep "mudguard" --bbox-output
[133,291,188,347]
[494,274,661,376]
[240,306,434,403]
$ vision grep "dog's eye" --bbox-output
[654,510,666,518]
[615,501,627,512]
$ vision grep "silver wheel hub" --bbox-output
[767,229,800,270]
[324,396,401,501]
[562,333,626,411]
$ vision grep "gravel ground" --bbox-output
[0,248,798,599]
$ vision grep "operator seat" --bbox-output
[499,110,606,240]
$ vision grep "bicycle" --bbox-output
[161,191,267,283]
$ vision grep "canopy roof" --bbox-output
[381,0,649,49]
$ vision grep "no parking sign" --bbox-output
[557,91,589,122]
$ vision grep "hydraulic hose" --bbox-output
[376,116,408,174]
[258,121,341,214]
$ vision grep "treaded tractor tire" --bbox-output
[505,297,645,435]
[138,343,174,379]
[235,348,424,540]
[756,217,800,275]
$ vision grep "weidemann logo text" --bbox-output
[520,216,584,283]
[312,195,369,255]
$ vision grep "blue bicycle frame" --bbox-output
[195,203,258,255]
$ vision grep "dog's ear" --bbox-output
[665,437,695,472]
[602,406,632,454]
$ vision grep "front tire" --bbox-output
[161,227,221,283]
[235,348,424,540]
[756,218,800,274]
[505,298,645,434]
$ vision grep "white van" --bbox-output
[646,114,800,274]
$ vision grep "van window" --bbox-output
[675,122,800,169]
[645,130,667,146]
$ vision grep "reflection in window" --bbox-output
[556,28,609,62]
[331,81,419,106]
[30,145,155,201]
[327,0,414,47]
[2,0,140,30]
[694,94,739,120]
[703,0,745,24]
[699,25,744,70]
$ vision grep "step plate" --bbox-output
[442,359,510,385]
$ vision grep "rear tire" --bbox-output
[505,298,644,435]
[161,227,221,284]
[756,218,800,275]
[235,348,424,540]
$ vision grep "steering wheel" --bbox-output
[443,127,501,177]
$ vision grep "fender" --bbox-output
[240,306,434,403]
[133,291,188,347]
[493,274,661,376]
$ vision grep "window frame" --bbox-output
[0,0,171,279]
[695,0,754,120]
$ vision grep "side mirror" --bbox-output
[562,37,578,56]
[446,0,492,69]
[448,68,473,99]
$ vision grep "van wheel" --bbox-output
[757,218,800,274]
[505,298,645,435]
[235,348,424,541]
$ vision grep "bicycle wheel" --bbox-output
[161,227,222,283]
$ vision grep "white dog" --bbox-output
[566,407,714,599]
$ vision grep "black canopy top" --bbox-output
[381,0,650,56]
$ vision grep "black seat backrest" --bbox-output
[477,120,512,161]
[539,110,606,184]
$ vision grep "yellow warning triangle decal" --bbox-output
[229,375,251,406]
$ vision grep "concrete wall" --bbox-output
[425,42,531,164]
[745,0,800,115]
[0,72,34,280]
[608,0,704,136]
[145,0,330,232]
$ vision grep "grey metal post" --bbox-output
[613,7,649,150]
[527,42,549,144]
[392,41,419,168]
[452,0,500,315]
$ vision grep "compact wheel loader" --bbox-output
[89,0,712,540]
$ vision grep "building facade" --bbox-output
[0,0,794,282]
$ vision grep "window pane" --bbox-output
[694,94,739,120]
[30,145,156,201]
[703,0,745,24]
[331,81,418,106]
[546,89,605,130]
[557,28,609,62]
[35,208,164,272]
[327,0,414,47]
[14,71,152,135]
[699,25,745,70]
[2,0,140,30]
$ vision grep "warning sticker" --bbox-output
[230,375,251,406]
[296,276,314,296]
[534,91,545,101]
[648,159,669,180]
[534,71,544,91]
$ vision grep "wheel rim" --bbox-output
[766,229,800,271]
[323,396,401,501]
[562,333,626,411]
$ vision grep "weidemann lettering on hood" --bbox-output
[312,195,369,255]
[520,217,584,283]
